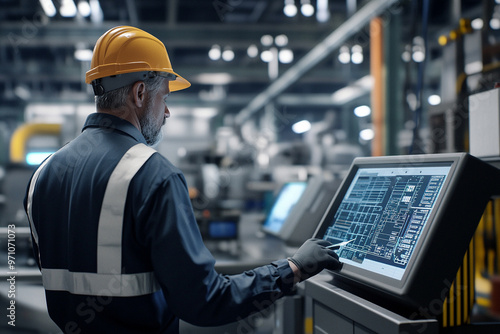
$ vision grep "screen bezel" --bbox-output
[262,181,308,236]
[314,154,462,297]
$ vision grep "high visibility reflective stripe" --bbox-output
[41,268,161,297]
[27,143,161,297]
[26,156,53,251]
[97,143,156,274]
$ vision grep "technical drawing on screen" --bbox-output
[323,164,451,280]
[313,153,500,313]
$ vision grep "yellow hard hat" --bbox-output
[85,26,190,95]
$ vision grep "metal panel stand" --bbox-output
[273,294,304,334]
[304,274,439,334]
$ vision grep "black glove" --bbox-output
[289,238,342,281]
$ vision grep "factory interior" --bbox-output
[3,0,500,333]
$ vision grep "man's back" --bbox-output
[27,113,180,333]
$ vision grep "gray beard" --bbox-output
[139,107,163,147]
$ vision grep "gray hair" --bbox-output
[95,74,165,110]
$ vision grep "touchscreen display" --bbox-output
[322,164,452,280]
[263,182,308,234]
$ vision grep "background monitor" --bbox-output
[314,153,500,315]
[262,175,341,248]
[262,181,308,235]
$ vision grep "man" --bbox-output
[24,26,341,334]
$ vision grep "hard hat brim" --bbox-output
[169,71,191,92]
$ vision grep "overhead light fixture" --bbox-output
[428,95,441,106]
[60,0,77,17]
[354,105,371,117]
[260,50,274,63]
[222,47,235,62]
[192,108,218,119]
[292,120,312,134]
[359,128,374,141]
[260,34,274,47]
[283,0,297,17]
[401,45,412,62]
[278,49,294,64]
[77,0,91,17]
[351,44,363,64]
[195,73,233,85]
[301,0,315,17]
[316,0,330,22]
[39,0,57,17]
[247,44,259,58]
[275,34,289,47]
[338,45,350,64]
[491,17,500,30]
[471,18,483,30]
[412,36,425,63]
[208,45,221,61]
[74,49,93,61]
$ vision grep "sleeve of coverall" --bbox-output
[139,173,295,327]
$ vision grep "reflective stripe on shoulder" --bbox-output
[42,268,161,297]
[97,143,156,274]
[26,156,53,253]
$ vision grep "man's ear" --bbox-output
[131,81,147,108]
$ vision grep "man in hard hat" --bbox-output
[24,26,341,334]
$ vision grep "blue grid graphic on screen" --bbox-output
[323,165,451,280]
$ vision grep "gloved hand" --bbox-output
[288,238,342,281]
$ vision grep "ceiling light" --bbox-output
[74,49,93,61]
[301,0,314,17]
[278,49,294,64]
[195,73,233,85]
[275,34,289,47]
[261,35,274,47]
[316,0,330,22]
[354,105,371,117]
[412,50,425,62]
[60,0,77,17]
[208,45,221,61]
[283,0,297,17]
[351,45,363,64]
[77,1,91,17]
[428,95,441,106]
[491,18,500,30]
[292,120,312,134]
[192,108,218,119]
[222,48,235,62]
[301,4,314,17]
[260,50,274,63]
[39,0,56,17]
[338,45,350,64]
[471,18,483,30]
[284,4,297,17]
[359,129,374,141]
[247,44,259,58]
